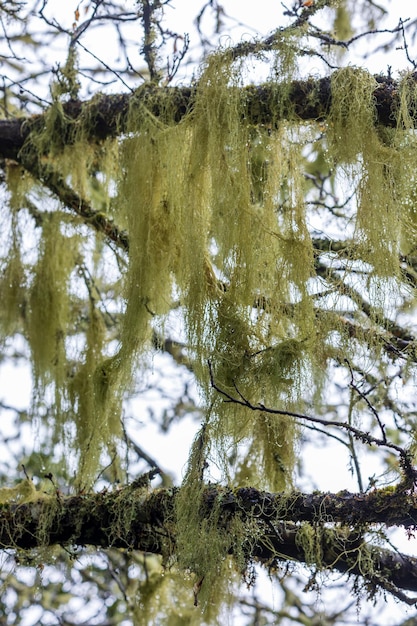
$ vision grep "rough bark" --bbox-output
[2,484,417,597]
[0,75,404,162]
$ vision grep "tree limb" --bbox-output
[2,484,417,601]
[0,75,407,161]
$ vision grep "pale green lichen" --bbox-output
[7,57,417,494]
[27,214,78,394]
[327,67,404,280]
[4,36,417,614]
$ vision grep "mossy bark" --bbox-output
[0,75,410,162]
[1,484,417,594]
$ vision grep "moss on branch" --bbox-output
[2,483,417,599]
[0,74,408,162]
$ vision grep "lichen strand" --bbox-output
[176,54,315,491]
[0,228,25,338]
[117,109,185,361]
[333,1,353,42]
[69,303,123,488]
[175,429,246,620]
[395,74,417,257]
[0,164,33,337]
[328,67,406,280]
[27,214,78,398]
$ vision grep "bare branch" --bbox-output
[208,361,415,478]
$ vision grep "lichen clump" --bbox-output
[116,52,319,493]
[1,53,417,539]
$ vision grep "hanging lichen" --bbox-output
[1,34,323,498]
[333,0,354,42]
[6,19,417,615]
[68,301,123,488]
[394,73,417,258]
[8,32,417,536]
[327,67,403,281]
[27,214,78,397]
[327,67,378,163]
[0,164,32,337]
[175,426,247,620]
[0,228,26,338]
[176,53,315,491]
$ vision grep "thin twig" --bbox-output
[345,359,387,444]
[208,360,410,462]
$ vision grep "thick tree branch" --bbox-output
[0,75,407,161]
[2,484,417,600]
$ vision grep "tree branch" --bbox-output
[2,483,417,601]
[208,361,416,480]
[0,74,409,161]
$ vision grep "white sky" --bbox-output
[42,0,417,88]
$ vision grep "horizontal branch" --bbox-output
[0,75,407,161]
[2,483,417,600]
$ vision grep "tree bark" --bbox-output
[2,484,417,597]
[0,75,405,162]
